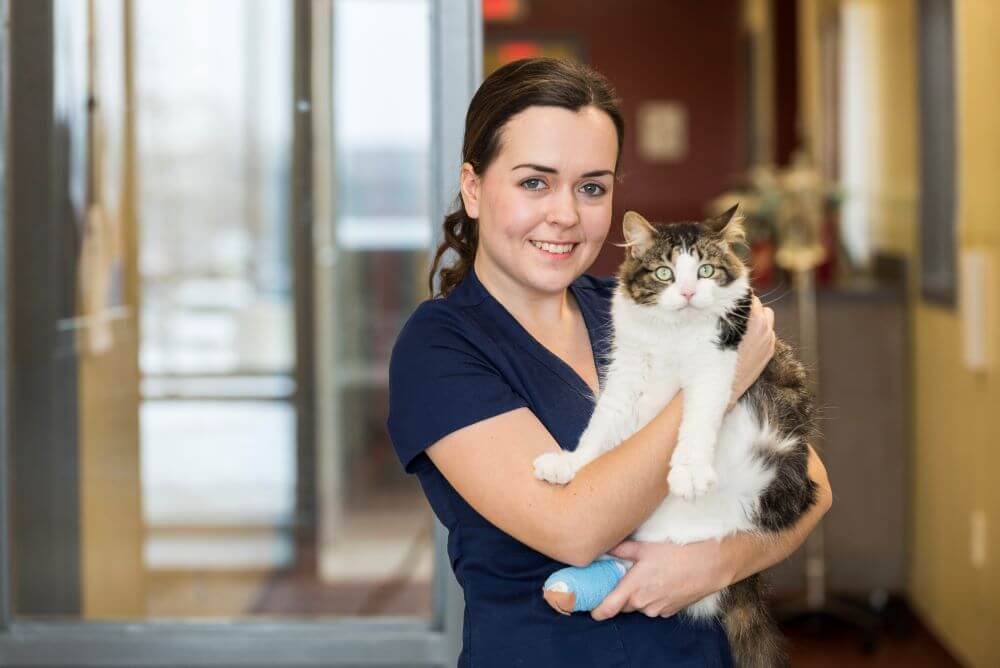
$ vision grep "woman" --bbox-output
[387,57,832,667]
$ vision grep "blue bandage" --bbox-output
[543,558,629,612]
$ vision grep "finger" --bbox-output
[591,570,638,621]
[764,306,775,331]
[607,540,643,561]
[639,601,663,617]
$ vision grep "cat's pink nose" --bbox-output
[680,290,695,301]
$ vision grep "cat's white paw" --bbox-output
[533,451,579,485]
[667,462,718,500]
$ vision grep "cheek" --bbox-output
[581,208,612,243]
[489,191,539,240]
[657,284,686,307]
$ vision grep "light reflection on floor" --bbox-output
[140,400,432,618]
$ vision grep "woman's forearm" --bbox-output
[718,444,833,586]
[555,394,683,565]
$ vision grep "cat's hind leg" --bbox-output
[541,556,631,615]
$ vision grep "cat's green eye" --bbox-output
[654,266,673,282]
[698,264,715,278]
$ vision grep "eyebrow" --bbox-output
[511,163,614,178]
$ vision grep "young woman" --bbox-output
[387,57,832,667]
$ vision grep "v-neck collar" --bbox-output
[464,265,602,400]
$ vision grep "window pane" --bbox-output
[11,0,434,621]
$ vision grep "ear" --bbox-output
[622,211,657,259]
[459,162,481,219]
[707,203,746,246]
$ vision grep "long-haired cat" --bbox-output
[533,206,818,668]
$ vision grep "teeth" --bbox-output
[531,240,575,254]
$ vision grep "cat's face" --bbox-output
[618,206,748,317]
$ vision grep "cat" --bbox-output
[533,205,818,668]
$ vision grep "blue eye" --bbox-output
[520,178,545,190]
[580,183,606,196]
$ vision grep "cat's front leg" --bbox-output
[533,375,637,485]
[533,400,620,485]
[668,354,738,500]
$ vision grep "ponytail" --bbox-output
[427,196,478,298]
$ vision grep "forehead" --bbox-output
[494,105,617,171]
[652,225,726,262]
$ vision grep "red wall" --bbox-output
[486,0,749,276]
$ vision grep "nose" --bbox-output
[680,289,695,301]
[545,186,580,226]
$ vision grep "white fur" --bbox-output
[534,251,780,619]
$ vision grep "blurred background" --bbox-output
[1,0,997,666]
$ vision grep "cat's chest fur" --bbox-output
[612,299,730,416]
[604,297,772,549]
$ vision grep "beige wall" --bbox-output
[800,1,999,664]
[828,0,1000,664]
[79,0,145,618]
[837,0,919,259]
[909,2,1000,666]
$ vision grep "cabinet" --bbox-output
[766,281,909,596]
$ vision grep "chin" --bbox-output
[527,270,577,293]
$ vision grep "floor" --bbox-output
[781,600,963,667]
[146,503,435,619]
[147,554,962,666]
[141,493,962,665]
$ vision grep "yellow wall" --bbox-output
[815,1,999,665]
[79,0,145,617]
[836,0,919,257]
[909,2,1000,666]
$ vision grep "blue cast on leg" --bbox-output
[542,557,629,614]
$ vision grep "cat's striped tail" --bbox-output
[720,574,789,668]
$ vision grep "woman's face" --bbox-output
[460,104,618,297]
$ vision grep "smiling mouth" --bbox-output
[530,240,577,255]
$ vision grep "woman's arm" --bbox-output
[590,444,832,620]
[427,392,684,567]
[426,296,776,567]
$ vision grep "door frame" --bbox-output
[0,0,481,664]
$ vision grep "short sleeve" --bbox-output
[386,301,529,474]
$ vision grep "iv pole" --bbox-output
[772,152,882,650]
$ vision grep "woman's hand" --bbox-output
[590,538,730,621]
[591,445,832,621]
[729,295,775,408]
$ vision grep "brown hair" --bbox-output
[427,57,626,298]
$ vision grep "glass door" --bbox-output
[0,0,481,664]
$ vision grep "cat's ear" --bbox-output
[707,204,746,246]
[622,211,656,259]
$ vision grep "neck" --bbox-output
[473,253,576,331]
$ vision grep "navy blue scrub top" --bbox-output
[387,265,733,667]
